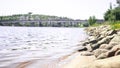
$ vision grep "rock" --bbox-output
[11,49,17,50]
[105,42,118,50]
[106,50,116,57]
[85,44,93,52]
[107,30,117,36]
[110,35,120,43]
[82,40,89,46]
[91,44,99,50]
[117,31,120,36]
[85,25,112,37]
[89,36,103,44]
[97,36,104,41]
[107,45,120,57]
[97,35,114,44]
[89,39,97,44]
[81,25,120,68]
[88,36,97,44]
[99,44,107,49]
[100,30,108,37]
[93,49,108,58]
[91,35,114,50]
[97,53,107,59]
[85,27,97,36]
[111,45,120,51]
[78,46,87,52]
[80,51,94,56]
[82,55,120,68]
[115,50,120,56]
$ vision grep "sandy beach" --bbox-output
[10,52,95,68]
[62,52,96,68]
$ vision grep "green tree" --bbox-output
[113,7,120,20]
[104,9,116,22]
[88,16,96,25]
[104,4,120,22]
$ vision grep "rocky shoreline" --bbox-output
[77,25,120,68]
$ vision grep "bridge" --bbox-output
[0,20,85,27]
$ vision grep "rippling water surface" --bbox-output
[0,26,87,68]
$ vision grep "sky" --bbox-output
[0,0,117,19]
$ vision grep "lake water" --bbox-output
[0,26,87,68]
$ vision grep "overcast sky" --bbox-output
[0,0,117,19]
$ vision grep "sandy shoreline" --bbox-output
[8,52,96,68]
[62,52,96,68]
[8,53,74,68]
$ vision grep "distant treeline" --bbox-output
[0,12,85,27]
[0,12,73,21]
[0,12,104,27]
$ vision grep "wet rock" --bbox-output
[93,49,108,58]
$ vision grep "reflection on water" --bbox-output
[0,26,87,68]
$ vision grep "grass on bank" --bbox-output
[90,21,120,30]
[110,21,120,30]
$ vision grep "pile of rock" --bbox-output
[78,25,120,59]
